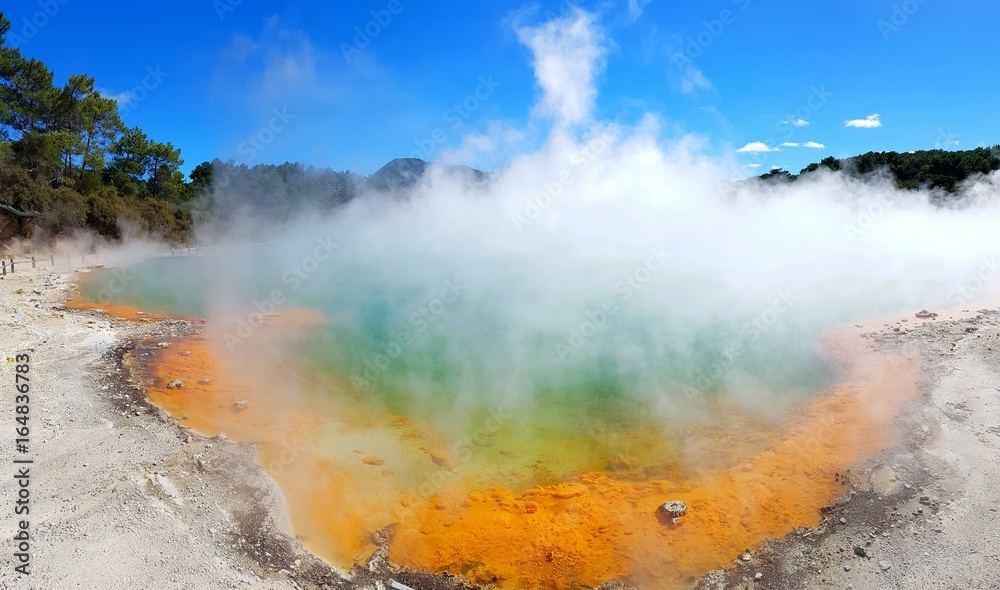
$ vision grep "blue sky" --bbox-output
[4,0,999,176]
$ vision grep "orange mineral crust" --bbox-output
[64,291,173,322]
[125,294,920,590]
[389,351,920,589]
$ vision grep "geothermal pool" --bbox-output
[76,246,927,588]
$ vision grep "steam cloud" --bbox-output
[78,9,1000,465]
[174,8,1000,435]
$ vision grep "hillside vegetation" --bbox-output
[759,148,1000,194]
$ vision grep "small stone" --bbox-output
[879,561,892,571]
[754,572,762,580]
[853,546,867,558]
[233,399,249,411]
[741,552,751,562]
[659,501,688,520]
[180,351,191,356]
[156,342,170,348]
[839,517,847,524]
[166,379,184,389]
[844,564,852,572]
[198,377,214,385]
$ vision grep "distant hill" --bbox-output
[757,147,1000,195]
[199,157,490,229]
[367,158,488,192]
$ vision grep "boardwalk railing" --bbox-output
[0,242,264,276]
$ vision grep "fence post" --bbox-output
[31,256,35,269]
[50,254,54,267]
[1,260,5,276]
[10,259,14,273]
[81,253,85,265]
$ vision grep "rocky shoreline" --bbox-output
[3,266,998,589]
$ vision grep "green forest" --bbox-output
[759,148,1000,193]
[0,13,201,243]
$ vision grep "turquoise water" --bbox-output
[82,249,836,439]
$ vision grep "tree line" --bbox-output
[0,12,198,242]
[759,147,1000,195]
[3,8,999,247]
[0,11,383,246]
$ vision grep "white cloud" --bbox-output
[628,0,652,22]
[743,163,762,169]
[736,141,779,153]
[844,113,882,128]
[214,16,349,111]
[515,9,606,127]
[778,141,826,149]
[781,117,810,127]
[99,88,134,106]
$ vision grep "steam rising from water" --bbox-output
[79,7,1000,586]
[86,6,1000,475]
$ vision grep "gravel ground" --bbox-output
[0,267,477,590]
[694,308,1000,590]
